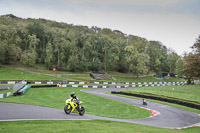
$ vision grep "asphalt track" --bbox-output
[0,85,200,129]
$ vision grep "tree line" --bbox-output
[0,14,199,80]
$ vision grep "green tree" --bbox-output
[91,57,101,72]
[0,15,175,73]
[166,53,179,73]
[20,51,37,66]
[45,42,54,68]
[0,42,5,65]
[60,37,72,68]
[67,55,79,72]
[146,41,162,73]
[20,35,39,66]
[175,58,184,77]
[160,45,168,72]
[124,45,139,73]
[136,53,150,76]
[0,25,22,64]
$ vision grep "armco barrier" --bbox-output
[31,85,57,88]
[0,92,11,98]
[111,91,200,110]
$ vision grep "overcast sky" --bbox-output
[0,0,200,55]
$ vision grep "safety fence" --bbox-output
[59,82,187,88]
[116,82,187,88]
[0,80,187,85]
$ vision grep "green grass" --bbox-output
[0,84,14,86]
[110,93,200,114]
[61,75,97,81]
[0,120,199,133]
[4,63,90,74]
[61,75,111,82]
[1,66,186,82]
[0,89,12,94]
[111,85,200,114]
[113,76,186,82]
[37,70,90,74]
[0,87,150,119]
[121,85,200,102]
[106,71,155,76]
[0,68,64,80]
[60,76,186,83]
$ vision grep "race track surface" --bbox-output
[0,86,200,129]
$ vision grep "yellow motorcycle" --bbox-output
[64,98,85,116]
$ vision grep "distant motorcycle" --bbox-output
[64,98,85,116]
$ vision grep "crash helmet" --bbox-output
[70,92,75,97]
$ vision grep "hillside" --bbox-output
[0,14,180,75]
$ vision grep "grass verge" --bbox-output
[121,85,200,102]
[0,87,150,119]
[0,120,199,133]
[110,93,200,114]
[110,85,200,114]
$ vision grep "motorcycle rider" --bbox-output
[70,92,80,110]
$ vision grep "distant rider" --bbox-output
[70,92,80,110]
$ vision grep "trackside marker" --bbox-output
[139,107,160,117]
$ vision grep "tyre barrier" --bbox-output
[111,91,200,110]
[0,92,11,98]
[31,85,57,88]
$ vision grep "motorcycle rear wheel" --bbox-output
[79,106,85,116]
[64,105,71,114]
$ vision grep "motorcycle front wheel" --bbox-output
[64,105,72,114]
[79,106,85,116]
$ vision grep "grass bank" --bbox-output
[121,85,200,102]
[0,120,199,133]
[1,66,186,82]
[112,76,186,82]
[0,68,63,80]
[111,85,200,114]
[0,87,150,119]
